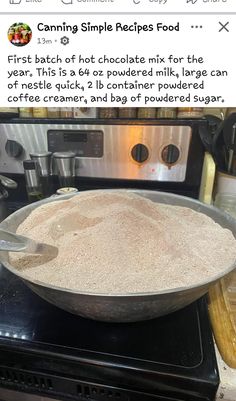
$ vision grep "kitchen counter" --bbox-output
[216,346,236,401]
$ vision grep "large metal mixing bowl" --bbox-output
[0,190,235,322]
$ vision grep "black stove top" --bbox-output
[0,264,219,401]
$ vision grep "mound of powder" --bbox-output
[9,191,236,294]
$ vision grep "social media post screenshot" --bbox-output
[0,13,235,108]
[0,3,236,401]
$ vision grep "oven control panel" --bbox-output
[0,121,205,185]
[48,130,103,158]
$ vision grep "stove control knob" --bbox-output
[161,145,180,165]
[5,140,24,159]
[131,144,149,163]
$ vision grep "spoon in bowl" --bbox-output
[0,228,58,258]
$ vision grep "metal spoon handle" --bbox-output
[0,175,17,189]
[0,229,58,257]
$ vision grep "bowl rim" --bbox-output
[1,189,236,298]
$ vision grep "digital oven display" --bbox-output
[64,132,88,143]
[48,129,103,158]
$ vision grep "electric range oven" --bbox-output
[0,119,219,401]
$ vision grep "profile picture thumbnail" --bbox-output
[8,23,32,46]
